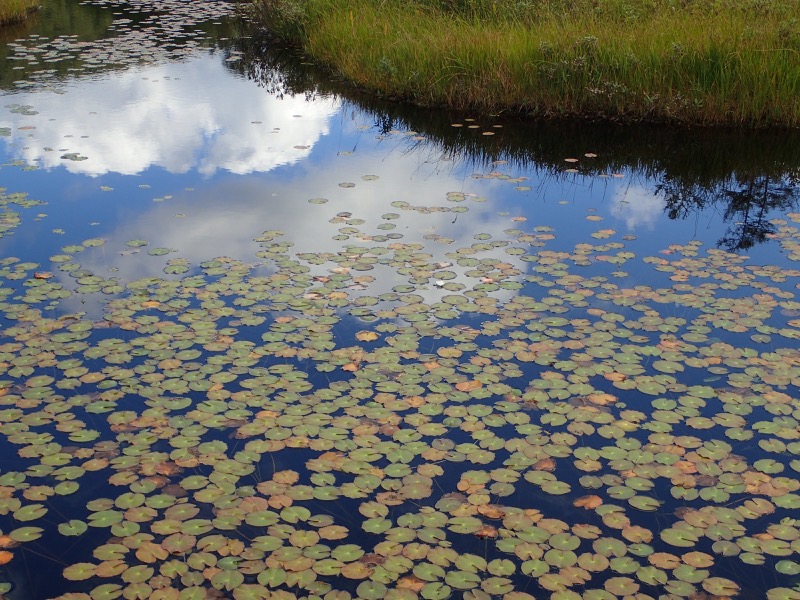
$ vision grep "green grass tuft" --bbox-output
[246,0,800,126]
[0,0,40,26]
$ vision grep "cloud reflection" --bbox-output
[0,54,340,176]
[609,183,664,230]
[58,147,528,315]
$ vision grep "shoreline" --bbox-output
[244,0,800,128]
[0,0,40,27]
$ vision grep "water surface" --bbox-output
[1,2,800,600]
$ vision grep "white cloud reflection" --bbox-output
[609,183,664,230]
[0,53,531,316]
[0,54,340,176]
[57,147,528,316]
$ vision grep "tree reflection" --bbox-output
[235,33,800,252]
[718,175,799,251]
[657,173,800,251]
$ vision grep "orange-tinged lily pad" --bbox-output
[574,495,603,509]
[355,331,379,342]
[0,535,18,549]
[455,380,483,392]
[397,575,426,592]
[135,541,169,563]
[341,562,373,579]
[703,577,740,596]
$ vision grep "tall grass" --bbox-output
[0,0,40,26]
[247,0,800,126]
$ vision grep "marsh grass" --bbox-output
[0,0,40,26]
[248,0,800,126]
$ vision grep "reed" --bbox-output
[247,0,800,126]
[0,0,40,26]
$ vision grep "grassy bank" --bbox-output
[247,0,800,126]
[0,0,40,26]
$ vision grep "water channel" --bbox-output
[0,2,799,599]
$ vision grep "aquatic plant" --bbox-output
[1,2,800,598]
[246,0,800,126]
[3,169,800,598]
[0,0,40,27]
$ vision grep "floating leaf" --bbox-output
[355,330,379,342]
[63,563,96,581]
[702,577,740,596]
[58,520,88,536]
[13,504,47,522]
[628,496,661,511]
[9,527,43,542]
[574,495,602,509]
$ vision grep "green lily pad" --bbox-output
[58,520,88,536]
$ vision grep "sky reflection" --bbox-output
[0,54,340,176]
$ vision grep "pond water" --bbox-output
[1,2,800,600]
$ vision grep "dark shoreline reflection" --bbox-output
[230,37,800,252]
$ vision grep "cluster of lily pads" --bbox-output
[5,0,236,92]
[1,175,800,599]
